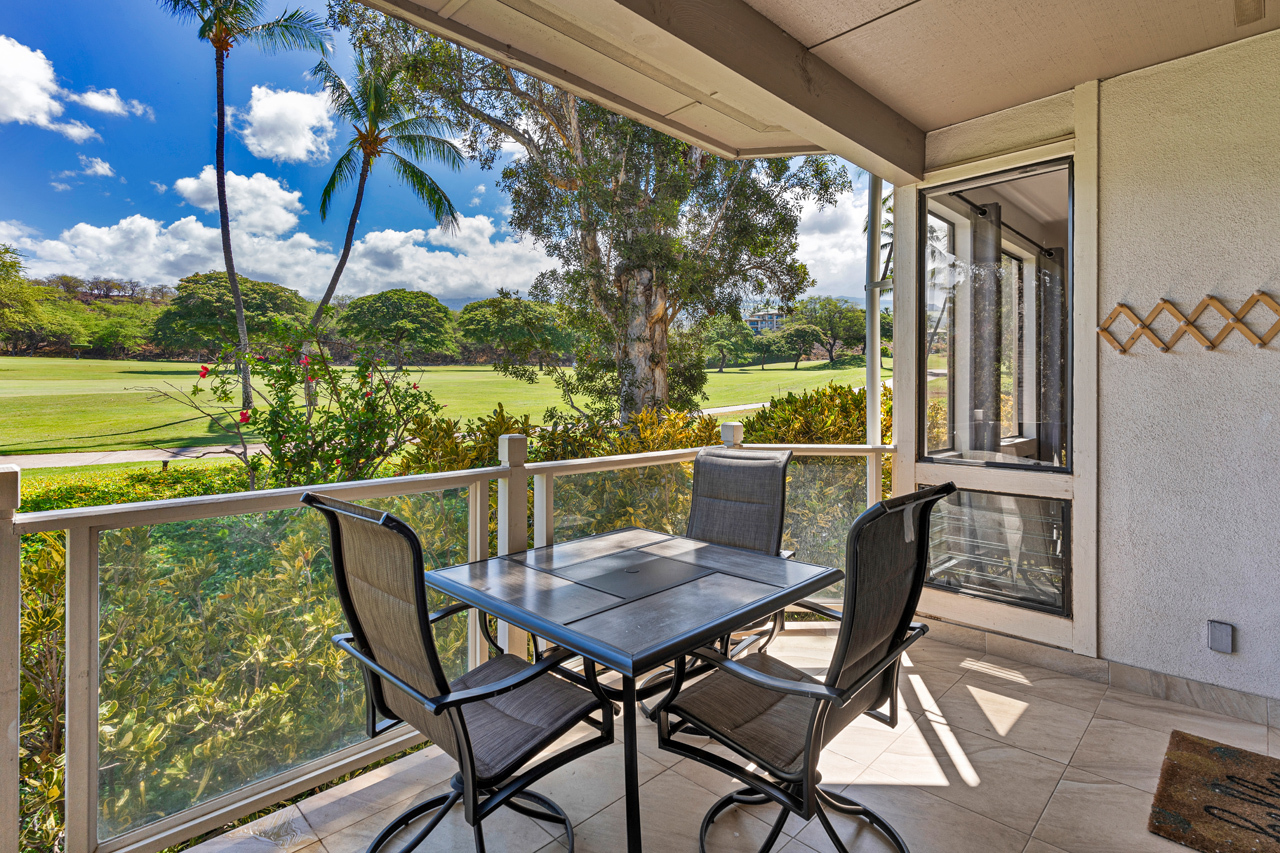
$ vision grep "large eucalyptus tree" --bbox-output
[329,2,850,419]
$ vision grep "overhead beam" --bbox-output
[608,0,924,182]
[366,0,822,160]
[360,0,924,181]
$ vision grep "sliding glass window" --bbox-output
[920,160,1071,470]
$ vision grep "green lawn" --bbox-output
[0,356,884,455]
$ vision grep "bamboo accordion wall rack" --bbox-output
[1097,291,1280,353]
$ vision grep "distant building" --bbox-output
[746,310,785,334]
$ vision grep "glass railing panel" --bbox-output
[780,456,872,601]
[95,488,470,840]
[553,463,694,542]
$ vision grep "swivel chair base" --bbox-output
[364,773,575,853]
[700,785,909,853]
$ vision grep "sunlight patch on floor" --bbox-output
[966,684,1029,737]
[911,673,981,787]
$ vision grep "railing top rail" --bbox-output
[12,465,508,535]
[744,444,896,456]
[9,442,897,534]
[524,446,702,475]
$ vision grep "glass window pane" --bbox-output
[926,488,1069,614]
[921,161,1071,468]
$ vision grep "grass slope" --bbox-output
[1,356,885,455]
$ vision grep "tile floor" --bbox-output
[190,627,1277,853]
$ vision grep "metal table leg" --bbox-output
[621,675,643,852]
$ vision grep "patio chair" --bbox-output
[652,482,957,853]
[302,493,615,853]
[686,446,794,657]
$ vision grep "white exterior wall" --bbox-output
[1095,30,1280,699]
[921,29,1280,699]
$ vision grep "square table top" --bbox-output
[425,527,844,675]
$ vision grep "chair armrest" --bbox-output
[833,623,928,706]
[687,647,841,704]
[795,599,842,621]
[428,600,505,656]
[432,647,577,713]
[428,601,471,623]
[779,549,796,560]
[334,633,443,713]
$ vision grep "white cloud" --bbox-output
[173,166,305,236]
[64,87,154,120]
[77,155,114,177]
[236,86,334,163]
[469,184,486,207]
[796,190,870,298]
[50,182,71,192]
[0,35,100,142]
[0,212,554,303]
[151,181,167,193]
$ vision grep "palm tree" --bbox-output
[157,0,329,407]
[309,50,463,326]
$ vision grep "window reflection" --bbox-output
[922,162,1071,469]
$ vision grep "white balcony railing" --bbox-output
[0,433,892,853]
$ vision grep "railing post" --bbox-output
[467,478,491,669]
[496,436,530,660]
[0,466,19,853]
[533,474,554,549]
[65,525,99,853]
[869,450,884,507]
[866,172,884,451]
[721,422,744,448]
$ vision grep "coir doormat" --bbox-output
[1148,729,1280,851]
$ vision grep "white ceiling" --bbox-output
[745,0,1280,130]
[366,0,1280,181]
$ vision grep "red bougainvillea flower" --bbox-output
[256,355,266,361]
[307,376,314,383]
[238,411,251,424]
[364,391,373,398]
[300,355,310,366]
[412,383,419,390]
[198,365,209,378]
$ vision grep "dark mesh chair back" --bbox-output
[303,494,461,758]
[819,483,955,744]
[686,447,793,555]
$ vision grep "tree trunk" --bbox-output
[617,266,668,420]
[311,155,371,326]
[215,48,252,411]
[718,351,726,372]
[793,350,802,369]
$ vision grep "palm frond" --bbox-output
[319,146,362,222]
[309,58,361,124]
[388,153,459,233]
[243,7,331,56]
[389,131,465,173]
[155,0,204,26]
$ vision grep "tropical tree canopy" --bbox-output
[152,272,309,355]
[701,314,755,372]
[794,296,866,363]
[457,294,573,368]
[327,3,851,418]
[336,288,454,354]
[778,322,825,369]
[310,49,463,323]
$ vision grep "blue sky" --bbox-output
[0,0,870,309]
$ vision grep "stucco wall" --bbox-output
[1095,30,1280,698]
[925,91,1074,171]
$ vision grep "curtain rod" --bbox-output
[949,192,1056,258]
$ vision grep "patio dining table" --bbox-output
[424,526,844,853]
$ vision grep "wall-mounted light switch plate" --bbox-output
[1208,620,1235,653]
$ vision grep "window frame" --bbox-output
[915,157,1075,474]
